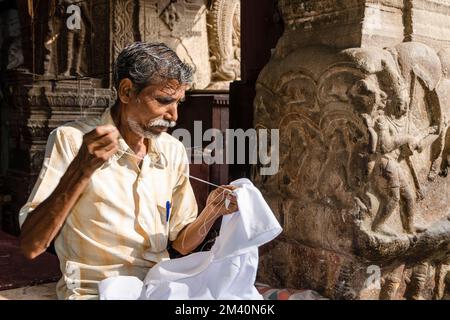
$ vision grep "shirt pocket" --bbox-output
[148,194,171,253]
[155,195,171,229]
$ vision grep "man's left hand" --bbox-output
[205,185,238,217]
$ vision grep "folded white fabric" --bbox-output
[99,178,282,300]
[98,276,143,300]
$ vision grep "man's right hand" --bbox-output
[19,124,119,260]
[78,125,120,175]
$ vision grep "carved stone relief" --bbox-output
[0,9,24,70]
[136,0,210,89]
[43,0,94,77]
[206,0,241,89]
[254,42,450,299]
[113,0,136,61]
[138,1,159,40]
[433,258,450,299]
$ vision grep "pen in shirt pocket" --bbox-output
[165,201,171,223]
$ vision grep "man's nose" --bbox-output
[166,103,178,122]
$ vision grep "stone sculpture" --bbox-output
[44,0,93,77]
[254,41,450,299]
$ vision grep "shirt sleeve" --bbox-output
[18,127,77,228]
[168,146,198,242]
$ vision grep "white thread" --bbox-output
[119,148,236,250]
[181,190,225,249]
[119,147,237,251]
[120,149,233,194]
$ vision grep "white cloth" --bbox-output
[98,276,144,300]
[99,178,282,300]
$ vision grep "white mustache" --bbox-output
[148,118,176,128]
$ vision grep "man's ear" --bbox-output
[118,78,133,104]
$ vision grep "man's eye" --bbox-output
[156,98,173,105]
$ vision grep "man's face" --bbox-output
[123,79,187,138]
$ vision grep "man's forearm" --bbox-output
[19,125,119,259]
[19,155,93,259]
[171,206,222,255]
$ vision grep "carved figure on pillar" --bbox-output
[345,43,443,236]
[44,0,93,76]
[61,0,93,76]
[254,39,450,299]
[365,110,439,235]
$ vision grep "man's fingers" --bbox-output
[227,198,237,208]
[88,133,119,154]
[223,191,238,213]
[207,185,239,207]
[94,125,118,136]
[85,125,118,141]
[224,200,238,214]
[91,141,119,161]
[102,141,119,153]
[103,144,120,160]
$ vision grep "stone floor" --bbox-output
[0,282,58,300]
[0,230,60,300]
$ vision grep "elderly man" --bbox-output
[18,42,237,299]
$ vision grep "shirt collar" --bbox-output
[100,107,167,168]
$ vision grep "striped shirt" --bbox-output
[19,108,198,299]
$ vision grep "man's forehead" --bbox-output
[140,83,186,99]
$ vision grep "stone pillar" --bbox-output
[254,0,450,299]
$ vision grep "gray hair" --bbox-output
[113,42,193,92]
